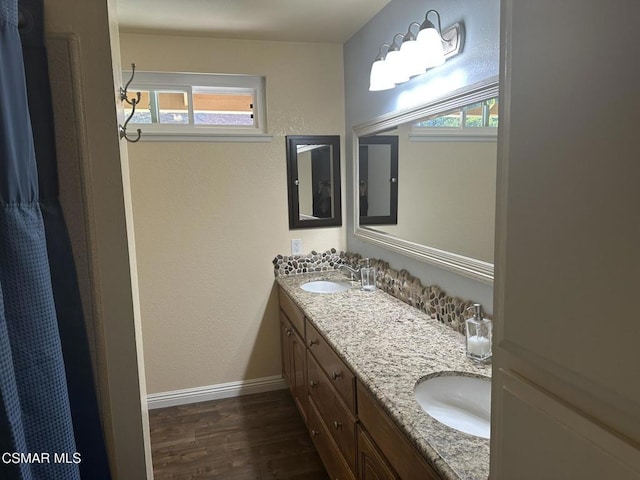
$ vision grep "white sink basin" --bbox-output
[300,280,351,294]
[414,374,491,439]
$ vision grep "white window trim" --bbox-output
[409,127,497,142]
[122,70,272,142]
[409,96,498,142]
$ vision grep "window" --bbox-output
[122,71,270,142]
[411,97,498,142]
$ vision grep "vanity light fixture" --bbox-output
[384,33,411,85]
[417,10,446,68]
[369,44,395,91]
[368,10,464,92]
[399,22,428,77]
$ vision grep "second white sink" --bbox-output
[300,280,351,294]
[414,374,491,439]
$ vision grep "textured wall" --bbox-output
[119,33,346,394]
[378,129,497,263]
[344,0,500,311]
[44,0,152,477]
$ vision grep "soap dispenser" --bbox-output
[465,304,492,362]
[360,258,376,291]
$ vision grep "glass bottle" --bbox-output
[465,304,492,362]
[360,258,377,291]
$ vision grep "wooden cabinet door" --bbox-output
[290,326,308,425]
[357,382,441,480]
[281,313,308,424]
[358,426,398,480]
[280,315,292,389]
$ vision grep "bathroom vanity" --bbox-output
[277,270,491,480]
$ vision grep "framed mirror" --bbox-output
[354,78,499,283]
[286,135,342,229]
[359,136,399,226]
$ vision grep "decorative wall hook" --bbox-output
[119,62,142,143]
[119,114,142,143]
[120,63,139,105]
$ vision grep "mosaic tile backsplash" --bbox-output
[273,249,488,334]
[273,248,345,276]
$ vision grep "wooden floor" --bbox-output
[149,389,329,479]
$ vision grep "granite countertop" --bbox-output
[276,270,491,480]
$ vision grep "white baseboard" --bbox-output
[147,375,287,410]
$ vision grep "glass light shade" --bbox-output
[417,27,445,68]
[369,59,394,91]
[399,39,427,77]
[384,49,410,84]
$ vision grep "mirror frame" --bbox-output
[359,135,399,226]
[353,78,499,284]
[286,135,342,229]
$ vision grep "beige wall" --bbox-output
[369,127,497,263]
[492,0,640,476]
[119,33,346,394]
[44,0,152,477]
[397,137,496,263]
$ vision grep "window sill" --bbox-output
[409,128,497,143]
[134,131,274,143]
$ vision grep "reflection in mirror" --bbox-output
[297,144,334,219]
[286,135,341,229]
[354,80,499,283]
[359,136,399,226]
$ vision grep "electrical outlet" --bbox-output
[291,239,303,255]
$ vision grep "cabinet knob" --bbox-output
[309,339,319,347]
[311,429,320,437]
[309,380,318,388]
[331,371,342,380]
[333,421,342,429]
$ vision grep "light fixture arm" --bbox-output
[423,9,444,40]
[389,32,405,52]
[374,43,390,61]
[404,21,421,41]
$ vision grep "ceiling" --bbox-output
[116,0,392,43]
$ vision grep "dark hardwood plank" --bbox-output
[149,389,329,479]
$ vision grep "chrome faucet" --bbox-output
[337,263,360,280]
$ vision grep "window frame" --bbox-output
[410,97,498,142]
[122,70,271,142]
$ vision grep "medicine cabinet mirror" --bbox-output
[359,135,399,226]
[354,78,499,283]
[286,135,342,229]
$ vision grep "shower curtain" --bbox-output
[1,0,110,477]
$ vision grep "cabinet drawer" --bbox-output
[308,400,356,480]
[308,351,357,472]
[307,320,356,413]
[279,288,305,338]
[357,382,441,480]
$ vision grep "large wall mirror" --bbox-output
[286,135,342,229]
[354,79,499,283]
